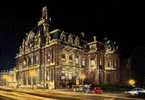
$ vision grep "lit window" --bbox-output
[47,52,51,61]
[82,59,85,66]
[23,60,26,66]
[100,59,102,65]
[91,60,95,67]
[75,58,79,64]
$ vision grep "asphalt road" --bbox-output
[0,89,144,100]
[0,90,56,100]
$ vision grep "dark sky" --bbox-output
[0,0,144,69]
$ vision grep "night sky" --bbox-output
[0,0,144,70]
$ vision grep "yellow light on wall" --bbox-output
[29,70,36,77]
[128,79,136,87]
[2,75,12,82]
[2,75,7,80]
[76,80,79,85]
[80,73,86,80]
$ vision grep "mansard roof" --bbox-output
[16,6,118,57]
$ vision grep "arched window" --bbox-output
[36,55,39,64]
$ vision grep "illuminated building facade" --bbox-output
[15,6,120,89]
[0,68,17,87]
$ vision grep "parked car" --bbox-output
[72,85,84,92]
[125,88,145,96]
[94,87,104,94]
[72,85,90,93]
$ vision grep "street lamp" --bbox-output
[128,79,136,87]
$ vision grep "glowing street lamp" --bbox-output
[128,79,136,87]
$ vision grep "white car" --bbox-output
[125,88,145,96]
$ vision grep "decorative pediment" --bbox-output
[34,32,41,48]
[74,36,80,46]
[24,31,35,52]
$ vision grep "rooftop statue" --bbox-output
[68,34,74,45]
[60,31,66,42]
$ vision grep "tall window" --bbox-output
[75,58,79,64]
[23,59,27,67]
[31,56,33,65]
[91,60,95,66]
[51,48,53,63]
[108,62,110,67]
[28,56,31,65]
[61,54,65,59]
[75,55,79,64]
[82,58,85,66]
[33,55,36,64]
[69,55,73,60]
[47,51,51,61]
[36,54,39,64]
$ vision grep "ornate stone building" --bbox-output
[15,6,120,89]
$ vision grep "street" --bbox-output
[0,90,56,100]
[0,88,144,100]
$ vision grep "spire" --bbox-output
[38,6,49,26]
[42,6,48,20]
